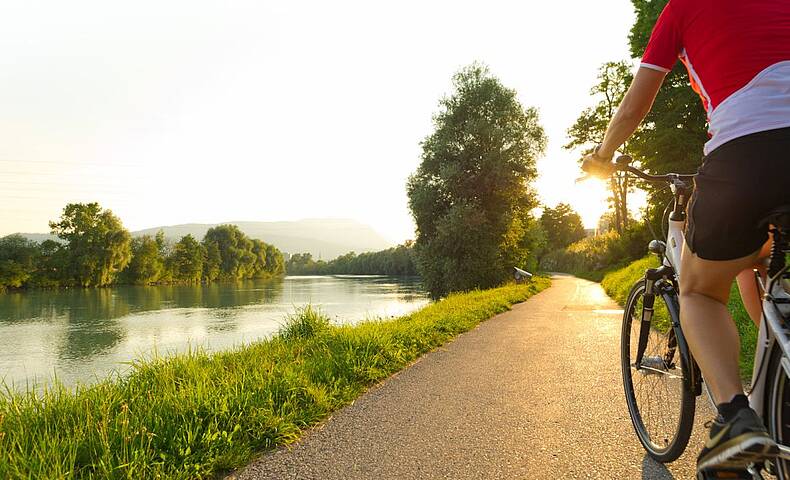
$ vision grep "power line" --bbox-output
[0,159,140,168]
[0,179,135,188]
[0,171,144,178]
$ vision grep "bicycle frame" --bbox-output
[592,157,790,474]
[637,177,703,397]
[628,163,790,464]
[749,231,790,461]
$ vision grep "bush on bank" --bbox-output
[601,256,757,379]
[540,226,652,282]
[0,278,549,479]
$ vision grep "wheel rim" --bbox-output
[623,288,686,454]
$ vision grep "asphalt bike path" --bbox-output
[233,275,714,479]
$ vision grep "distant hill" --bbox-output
[135,219,393,259]
[12,233,59,244]
[10,219,394,261]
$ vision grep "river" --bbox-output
[0,275,428,390]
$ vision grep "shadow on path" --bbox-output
[642,454,676,479]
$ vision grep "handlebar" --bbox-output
[581,154,696,185]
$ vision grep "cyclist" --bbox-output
[583,0,790,473]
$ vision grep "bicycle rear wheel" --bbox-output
[621,279,695,462]
[767,347,790,478]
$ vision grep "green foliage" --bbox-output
[565,61,636,234]
[0,204,285,291]
[286,243,418,276]
[263,243,285,277]
[201,225,284,282]
[601,257,757,379]
[203,242,222,282]
[49,203,132,287]
[540,225,652,280]
[600,255,659,305]
[0,235,39,290]
[407,63,547,298]
[565,61,633,150]
[540,203,585,251]
[0,279,549,479]
[28,240,68,288]
[202,225,255,280]
[278,306,332,341]
[121,233,167,285]
[167,235,205,283]
[286,253,319,275]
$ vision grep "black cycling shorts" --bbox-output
[685,126,790,261]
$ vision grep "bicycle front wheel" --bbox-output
[621,279,695,462]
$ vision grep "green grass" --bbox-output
[601,256,757,379]
[0,278,549,479]
[571,268,618,283]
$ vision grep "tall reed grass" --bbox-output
[0,279,549,479]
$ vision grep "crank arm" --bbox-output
[630,364,683,379]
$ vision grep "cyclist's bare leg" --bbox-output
[735,238,771,326]
[679,243,762,404]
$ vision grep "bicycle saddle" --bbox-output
[760,204,790,230]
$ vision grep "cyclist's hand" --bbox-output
[581,152,617,178]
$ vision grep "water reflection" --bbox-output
[0,276,427,389]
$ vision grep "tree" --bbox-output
[202,225,254,280]
[30,239,68,287]
[285,243,418,276]
[263,243,285,276]
[168,234,205,283]
[49,203,132,287]
[200,225,285,281]
[0,235,38,289]
[540,203,586,251]
[122,234,166,284]
[407,64,547,298]
[565,61,635,234]
[203,241,222,282]
[286,253,319,275]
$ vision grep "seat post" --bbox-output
[769,227,789,278]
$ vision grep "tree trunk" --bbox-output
[610,177,623,234]
[620,174,629,230]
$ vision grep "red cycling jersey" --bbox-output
[641,0,790,155]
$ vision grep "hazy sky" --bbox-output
[0,0,637,242]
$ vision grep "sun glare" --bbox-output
[536,151,648,231]
[570,177,611,229]
[535,153,610,229]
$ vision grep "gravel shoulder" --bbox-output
[231,275,714,479]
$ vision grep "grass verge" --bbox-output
[0,278,549,479]
[600,257,757,379]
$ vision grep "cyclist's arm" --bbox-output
[598,67,667,158]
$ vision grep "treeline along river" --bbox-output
[0,275,428,390]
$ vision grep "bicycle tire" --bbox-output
[766,346,790,478]
[621,278,696,462]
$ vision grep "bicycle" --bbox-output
[581,155,790,479]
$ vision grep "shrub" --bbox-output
[279,306,332,341]
[540,224,653,279]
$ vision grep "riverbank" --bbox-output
[600,256,757,378]
[0,278,549,479]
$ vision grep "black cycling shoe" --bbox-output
[697,407,779,472]
[696,467,755,479]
